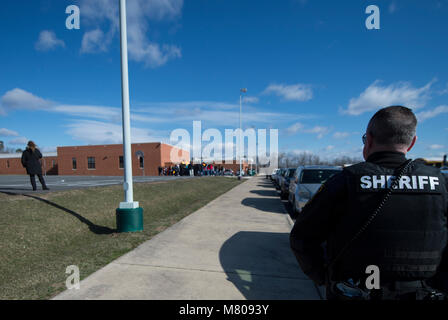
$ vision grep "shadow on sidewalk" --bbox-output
[241,197,285,214]
[249,189,279,197]
[0,191,116,235]
[219,231,316,299]
[256,181,275,188]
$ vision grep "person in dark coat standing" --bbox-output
[21,141,49,191]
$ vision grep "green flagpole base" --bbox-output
[116,207,144,233]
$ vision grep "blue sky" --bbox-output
[0,0,447,161]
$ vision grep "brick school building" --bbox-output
[0,142,189,176]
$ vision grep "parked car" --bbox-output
[274,168,286,189]
[280,168,296,199]
[275,168,287,189]
[292,166,342,217]
[271,168,280,182]
[288,167,301,205]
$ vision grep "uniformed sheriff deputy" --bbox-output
[290,106,448,300]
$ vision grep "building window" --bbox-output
[119,156,124,169]
[87,157,95,169]
[52,160,56,167]
[139,156,144,169]
[7,160,10,168]
[72,158,77,170]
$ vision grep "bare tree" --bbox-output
[277,151,361,168]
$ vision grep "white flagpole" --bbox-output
[119,0,136,208]
[116,0,143,233]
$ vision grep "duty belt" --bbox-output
[384,280,425,291]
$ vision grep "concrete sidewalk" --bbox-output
[54,176,323,300]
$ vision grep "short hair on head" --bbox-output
[367,106,417,146]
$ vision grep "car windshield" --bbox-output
[300,169,340,184]
[288,169,296,177]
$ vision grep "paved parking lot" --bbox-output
[0,175,195,194]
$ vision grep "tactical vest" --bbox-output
[327,159,447,282]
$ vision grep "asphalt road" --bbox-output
[0,175,196,194]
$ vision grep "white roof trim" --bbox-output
[0,152,57,159]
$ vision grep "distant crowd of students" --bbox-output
[157,163,236,176]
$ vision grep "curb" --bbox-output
[285,212,294,228]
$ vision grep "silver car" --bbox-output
[274,168,287,189]
[270,168,280,181]
[292,165,342,216]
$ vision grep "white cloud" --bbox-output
[285,122,329,138]
[428,144,444,150]
[344,80,433,116]
[333,131,350,139]
[66,120,168,145]
[80,0,119,26]
[133,102,314,126]
[0,128,19,137]
[416,105,448,122]
[289,149,313,155]
[8,137,28,145]
[40,146,57,153]
[79,0,183,67]
[81,29,110,53]
[135,101,239,111]
[303,126,330,139]
[1,88,53,113]
[52,104,122,122]
[286,122,304,135]
[35,30,65,51]
[440,83,448,95]
[130,43,181,68]
[243,96,259,104]
[325,145,335,151]
[263,83,313,102]
[0,89,316,135]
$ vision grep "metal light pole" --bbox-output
[251,124,259,176]
[239,88,247,180]
[116,0,143,233]
[256,135,258,175]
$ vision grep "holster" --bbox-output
[324,265,370,301]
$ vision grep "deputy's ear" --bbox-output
[367,132,374,148]
[407,136,417,152]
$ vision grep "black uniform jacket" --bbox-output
[21,148,43,175]
[290,151,448,286]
